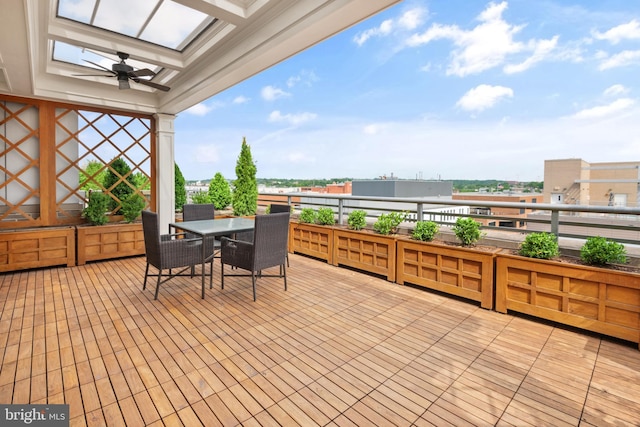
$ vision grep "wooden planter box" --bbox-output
[0,226,76,272]
[289,222,334,263]
[76,222,145,265]
[333,228,397,281]
[496,253,640,348]
[397,239,497,309]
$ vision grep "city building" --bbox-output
[452,193,541,229]
[544,158,640,207]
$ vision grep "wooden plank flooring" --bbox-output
[1,254,639,426]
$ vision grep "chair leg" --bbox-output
[252,271,257,301]
[154,271,162,300]
[143,263,150,290]
[286,253,290,267]
[220,264,225,289]
[283,263,287,292]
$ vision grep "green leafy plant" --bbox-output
[519,232,559,259]
[82,192,110,225]
[103,157,136,213]
[373,211,408,235]
[191,190,211,204]
[580,236,627,266]
[232,137,258,216]
[121,193,145,223]
[208,172,232,210]
[412,221,439,242]
[175,163,187,211]
[347,210,367,230]
[299,208,317,224]
[317,207,335,225]
[452,217,482,246]
[79,160,106,191]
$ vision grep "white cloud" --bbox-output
[353,7,426,46]
[287,152,315,164]
[406,2,558,77]
[504,36,559,74]
[569,98,635,119]
[193,144,220,163]
[286,70,318,88]
[363,124,384,135]
[268,110,318,126]
[233,96,249,104]
[603,84,628,97]
[592,20,640,44]
[261,85,290,101]
[456,84,514,112]
[184,103,214,116]
[598,50,640,70]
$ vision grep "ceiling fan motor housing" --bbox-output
[112,62,133,73]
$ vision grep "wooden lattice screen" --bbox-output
[0,95,154,229]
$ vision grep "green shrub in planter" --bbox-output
[412,221,439,242]
[191,190,211,204]
[452,217,482,246]
[347,210,367,230]
[82,192,110,225]
[299,208,317,224]
[317,207,335,225]
[373,211,408,235]
[519,232,559,259]
[580,236,627,266]
[121,193,146,223]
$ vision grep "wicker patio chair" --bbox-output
[182,203,221,268]
[142,210,212,300]
[220,211,290,301]
[268,204,291,266]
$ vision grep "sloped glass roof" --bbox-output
[56,0,216,51]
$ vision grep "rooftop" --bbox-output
[1,254,638,425]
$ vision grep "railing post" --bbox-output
[551,209,559,236]
[338,199,344,225]
[417,203,424,222]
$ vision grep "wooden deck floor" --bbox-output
[1,254,639,426]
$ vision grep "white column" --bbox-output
[154,113,176,232]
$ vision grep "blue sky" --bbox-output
[174,0,640,182]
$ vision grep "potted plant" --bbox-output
[76,190,147,265]
[496,233,640,348]
[82,191,110,225]
[452,217,483,246]
[347,209,367,230]
[289,207,334,263]
[396,219,497,309]
[121,193,146,223]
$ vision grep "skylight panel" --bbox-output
[57,0,215,51]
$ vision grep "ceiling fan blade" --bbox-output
[82,60,115,74]
[133,79,171,92]
[130,68,155,77]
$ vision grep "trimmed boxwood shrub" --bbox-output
[519,232,559,259]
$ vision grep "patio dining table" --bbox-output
[169,217,255,298]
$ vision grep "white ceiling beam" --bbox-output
[173,0,249,25]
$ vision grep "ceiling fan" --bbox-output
[74,51,170,92]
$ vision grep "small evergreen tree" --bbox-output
[103,157,135,213]
[232,138,258,216]
[208,172,232,210]
[175,163,187,211]
[79,160,107,191]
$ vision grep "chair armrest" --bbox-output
[161,232,199,242]
[220,236,254,269]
